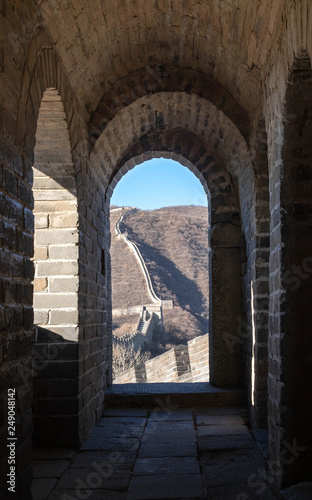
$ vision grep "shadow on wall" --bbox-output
[32,328,79,447]
[133,240,207,317]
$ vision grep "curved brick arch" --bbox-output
[88,66,251,146]
[16,27,84,163]
[107,130,240,220]
[92,93,251,387]
[90,91,252,196]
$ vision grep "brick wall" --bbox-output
[188,335,209,383]
[91,97,248,391]
[32,88,81,445]
[0,137,34,498]
[114,334,209,384]
[267,52,312,488]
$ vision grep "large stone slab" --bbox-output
[56,467,130,491]
[48,490,127,500]
[133,457,200,475]
[199,448,264,467]
[149,410,194,421]
[196,414,244,425]
[126,474,204,499]
[81,437,140,452]
[205,482,277,499]
[198,434,257,452]
[139,443,198,458]
[197,424,249,437]
[98,417,146,427]
[202,462,266,487]
[71,451,137,469]
[195,407,241,415]
[103,409,149,417]
[90,425,144,439]
[142,430,196,444]
[145,421,195,433]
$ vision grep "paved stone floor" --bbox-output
[32,406,278,500]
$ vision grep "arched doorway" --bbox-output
[100,139,244,390]
[109,157,210,384]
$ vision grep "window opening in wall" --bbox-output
[32,88,79,445]
[110,158,210,384]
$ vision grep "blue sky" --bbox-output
[111,158,208,210]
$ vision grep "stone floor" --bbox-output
[32,406,277,500]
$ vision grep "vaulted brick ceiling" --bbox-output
[36,0,286,121]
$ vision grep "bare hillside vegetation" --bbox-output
[110,206,209,346]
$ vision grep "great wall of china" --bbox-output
[111,207,172,348]
[111,207,209,384]
[114,333,209,384]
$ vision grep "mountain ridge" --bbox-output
[110,205,210,347]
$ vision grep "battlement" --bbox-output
[114,334,209,384]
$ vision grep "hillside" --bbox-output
[110,205,209,346]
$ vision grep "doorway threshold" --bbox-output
[105,382,246,408]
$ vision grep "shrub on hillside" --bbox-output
[112,342,150,379]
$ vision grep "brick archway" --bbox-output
[101,126,245,388]
[88,66,250,146]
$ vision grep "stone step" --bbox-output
[105,382,246,409]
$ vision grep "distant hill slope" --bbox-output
[110,205,209,342]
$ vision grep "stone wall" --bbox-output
[113,310,159,350]
[188,335,209,383]
[114,334,209,384]
[0,136,34,499]
[32,87,82,445]
[266,49,312,488]
[115,207,162,304]
[0,6,43,496]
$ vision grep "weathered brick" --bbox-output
[23,258,34,280]
[49,277,79,293]
[34,214,48,229]
[34,200,77,213]
[34,293,78,309]
[49,212,78,228]
[34,310,49,325]
[48,245,78,260]
[0,219,17,251]
[0,136,23,176]
[33,246,48,260]
[0,192,23,225]
[24,208,34,233]
[17,179,33,208]
[3,165,17,197]
[0,248,24,277]
[16,282,33,305]
[36,261,78,277]
[36,325,79,342]
[17,230,33,257]
[35,229,79,245]
[50,309,78,324]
